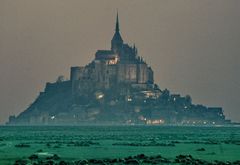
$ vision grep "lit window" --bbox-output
[107,56,119,65]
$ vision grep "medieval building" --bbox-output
[6,14,230,125]
[70,13,154,97]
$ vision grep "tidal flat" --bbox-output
[0,126,240,165]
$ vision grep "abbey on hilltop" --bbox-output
[71,13,154,98]
[7,14,231,125]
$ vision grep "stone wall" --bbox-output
[117,64,138,83]
[137,64,148,84]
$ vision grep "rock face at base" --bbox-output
[7,14,230,125]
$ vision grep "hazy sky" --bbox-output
[0,0,239,124]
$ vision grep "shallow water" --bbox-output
[0,126,240,164]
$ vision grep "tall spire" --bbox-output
[111,11,123,52]
[115,11,120,32]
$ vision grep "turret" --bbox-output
[70,66,81,81]
[70,66,84,96]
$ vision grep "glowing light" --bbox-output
[51,116,55,120]
[98,94,104,99]
[95,92,104,99]
[140,90,159,99]
[107,56,119,65]
[146,119,165,124]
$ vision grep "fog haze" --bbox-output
[0,0,239,124]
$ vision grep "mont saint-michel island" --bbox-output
[7,14,231,126]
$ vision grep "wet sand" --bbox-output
[0,126,240,164]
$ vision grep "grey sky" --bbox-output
[0,0,239,124]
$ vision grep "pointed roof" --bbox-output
[115,12,120,32]
[112,12,123,44]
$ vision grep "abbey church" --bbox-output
[71,13,154,95]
